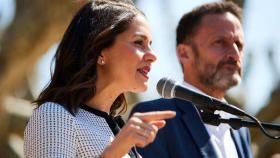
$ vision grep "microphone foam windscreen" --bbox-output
[156,78,176,98]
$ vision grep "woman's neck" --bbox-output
[86,82,122,114]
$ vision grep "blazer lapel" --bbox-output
[175,99,219,158]
[231,129,244,158]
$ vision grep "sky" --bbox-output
[0,0,15,31]
[1,0,280,115]
[242,0,280,113]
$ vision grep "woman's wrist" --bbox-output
[101,140,131,158]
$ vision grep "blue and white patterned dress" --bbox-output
[24,102,140,158]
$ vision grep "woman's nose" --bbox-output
[144,50,157,63]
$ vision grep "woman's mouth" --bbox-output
[137,66,151,80]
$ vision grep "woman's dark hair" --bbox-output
[176,1,242,45]
[34,0,141,116]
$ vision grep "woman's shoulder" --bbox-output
[32,102,75,119]
[38,102,72,112]
[24,102,77,157]
[25,102,76,134]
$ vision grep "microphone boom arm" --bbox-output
[201,112,280,131]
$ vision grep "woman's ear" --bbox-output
[97,55,105,65]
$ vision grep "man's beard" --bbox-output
[191,44,242,91]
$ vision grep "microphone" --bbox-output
[156,77,246,116]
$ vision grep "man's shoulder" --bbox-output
[136,98,175,106]
[131,98,176,113]
[131,98,194,113]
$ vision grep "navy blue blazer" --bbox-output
[131,98,253,158]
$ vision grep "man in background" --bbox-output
[131,2,253,158]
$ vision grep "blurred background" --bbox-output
[0,0,279,157]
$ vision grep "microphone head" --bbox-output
[156,78,176,99]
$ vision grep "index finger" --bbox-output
[133,111,176,122]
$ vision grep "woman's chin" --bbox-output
[130,84,148,93]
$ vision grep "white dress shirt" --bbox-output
[182,82,239,158]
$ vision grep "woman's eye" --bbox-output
[134,40,144,46]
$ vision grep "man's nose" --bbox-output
[227,43,242,61]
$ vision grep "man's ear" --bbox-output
[176,43,192,64]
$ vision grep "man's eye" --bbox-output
[215,40,224,45]
[235,41,243,51]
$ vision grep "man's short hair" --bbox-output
[176,1,242,45]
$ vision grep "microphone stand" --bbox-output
[200,112,280,131]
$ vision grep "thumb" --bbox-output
[150,120,166,129]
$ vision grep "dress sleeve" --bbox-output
[24,102,76,158]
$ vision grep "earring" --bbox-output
[101,59,105,65]
[98,55,105,65]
